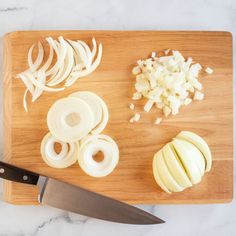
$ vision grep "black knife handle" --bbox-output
[0,161,39,185]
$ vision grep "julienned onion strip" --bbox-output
[17,36,103,112]
[78,134,119,177]
[41,132,79,169]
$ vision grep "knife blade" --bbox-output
[0,161,164,224]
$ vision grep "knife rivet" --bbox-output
[0,168,4,174]
[23,175,28,181]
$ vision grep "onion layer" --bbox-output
[41,132,78,168]
[78,134,119,177]
[47,97,94,142]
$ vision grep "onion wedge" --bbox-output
[176,131,212,172]
[162,144,192,188]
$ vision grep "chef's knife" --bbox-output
[0,161,164,224]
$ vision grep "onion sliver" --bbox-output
[78,134,119,177]
[28,42,44,73]
[69,91,103,129]
[23,89,29,112]
[25,71,64,92]
[32,70,46,102]
[40,40,54,72]
[65,44,102,87]
[77,40,92,69]
[44,37,61,76]
[91,37,97,61]
[41,132,78,168]
[47,97,94,142]
[47,39,74,86]
[18,73,34,95]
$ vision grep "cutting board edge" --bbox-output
[2,30,234,205]
[3,33,13,164]
[3,30,233,40]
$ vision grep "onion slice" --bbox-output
[28,42,44,73]
[32,70,46,102]
[65,44,102,87]
[47,97,94,142]
[41,132,78,168]
[78,134,119,177]
[69,91,103,129]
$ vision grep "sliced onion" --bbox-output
[77,40,92,69]
[68,40,89,69]
[47,40,74,86]
[25,71,64,92]
[91,37,97,61]
[78,134,119,177]
[23,89,29,112]
[69,91,103,129]
[18,73,34,95]
[41,132,78,168]
[40,40,54,71]
[90,94,108,135]
[18,36,103,111]
[44,37,60,76]
[28,42,44,73]
[32,70,46,102]
[65,44,102,87]
[47,97,94,142]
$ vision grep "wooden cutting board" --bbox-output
[3,31,233,205]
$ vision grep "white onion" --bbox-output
[153,131,212,194]
[90,93,108,135]
[47,40,74,86]
[41,132,78,168]
[23,89,29,112]
[28,42,44,73]
[32,70,46,102]
[47,97,94,142]
[69,91,103,129]
[18,36,102,111]
[78,134,119,177]
[65,43,102,87]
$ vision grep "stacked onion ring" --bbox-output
[41,91,119,177]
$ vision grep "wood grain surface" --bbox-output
[3,31,233,204]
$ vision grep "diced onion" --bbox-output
[132,50,213,119]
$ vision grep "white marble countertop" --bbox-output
[0,0,235,235]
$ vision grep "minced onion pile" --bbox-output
[17,36,102,112]
[153,131,212,193]
[131,50,213,123]
[41,91,119,177]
